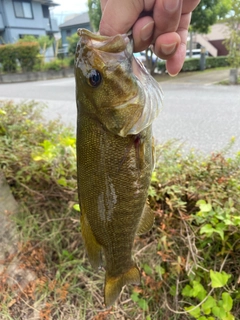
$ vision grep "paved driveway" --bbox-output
[0,69,239,155]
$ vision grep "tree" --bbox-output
[17,35,54,55]
[191,0,232,33]
[67,33,79,56]
[37,35,54,55]
[88,0,101,31]
[224,0,240,83]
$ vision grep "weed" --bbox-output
[0,102,240,319]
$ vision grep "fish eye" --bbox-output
[87,69,102,87]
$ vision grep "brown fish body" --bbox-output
[75,29,163,306]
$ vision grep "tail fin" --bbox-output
[104,265,141,307]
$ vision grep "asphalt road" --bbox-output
[0,71,240,155]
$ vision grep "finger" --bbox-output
[182,0,201,13]
[100,0,108,12]
[153,32,181,59]
[166,12,192,75]
[166,42,186,76]
[132,16,155,52]
[152,0,183,40]
[99,0,144,36]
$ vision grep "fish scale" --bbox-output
[75,28,163,307]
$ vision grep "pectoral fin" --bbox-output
[104,103,143,137]
[80,213,102,269]
[136,202,154,235]
[104,265,140,307]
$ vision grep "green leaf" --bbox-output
[73,204,80,212]
[155,265,165,276]
[197,200,212,212]
[32,155,43,161]
[222,292,233,312]
[185,305,201,318]
[57,177,67,187]
[198,317,208,320]
[192,281,206,299]
[222,312,235,320]
[131,291,139,302]
[202,296,217,315]
[182,284,193,297]
[200,224,214,236]
[215,222,226,240]
[196,199,206,206]
[210,270,231,288]
[151,171,158,182]
[170,285,177,296]
[138,298,148,311]
[143,263,153,275]
[212,306,226,319]
[0,109,6,115]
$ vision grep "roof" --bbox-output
[59,12,90,28]
[32,0,59,7]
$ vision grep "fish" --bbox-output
[75,28,163,307]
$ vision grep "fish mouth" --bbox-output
[78,28,131,54]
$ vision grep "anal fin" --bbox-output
[104,265,140,307]
[80,213,102,269]
[136,201,154,235]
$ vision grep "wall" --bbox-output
[1,0,59,43]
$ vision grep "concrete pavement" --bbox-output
[156,68,231,85]
[0,68,239,155]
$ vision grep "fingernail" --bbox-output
[168,71,178,77]
[141,21,154,41]
[161,42,177,55]
[163,0,179,13]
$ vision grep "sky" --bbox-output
[51,0,88,15]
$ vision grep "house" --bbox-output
[0,0,59,44]
[59,12,91,47]
[191,23,230,57]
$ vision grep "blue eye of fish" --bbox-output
[88,69,102,87]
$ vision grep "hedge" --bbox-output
[0,42,40,73]
[15,42,40,72]
[157,55,230,73]
[0,44,18,73]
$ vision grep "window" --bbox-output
[13,1,33,19]
[66,29,71,37]
[42,5,49,18]
[19,34,38,39]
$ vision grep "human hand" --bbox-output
[99,0,200,76]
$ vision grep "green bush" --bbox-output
[182,57,200,71]
[144,140,240,319]
[0,44,18,73]
[42,58,69,71]
[0,42,39,73]
[157,60,167,73]
[15,41,40,72]
[67,33,79,56]
[0,102,239,319]
[157,56,230,73]
[205,56,230,69]
[68,56,75,67]
[32,54,45,71]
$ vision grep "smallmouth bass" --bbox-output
[75,29,163,307]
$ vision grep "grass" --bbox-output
[0,101,240,320]
[218,76,240,85]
